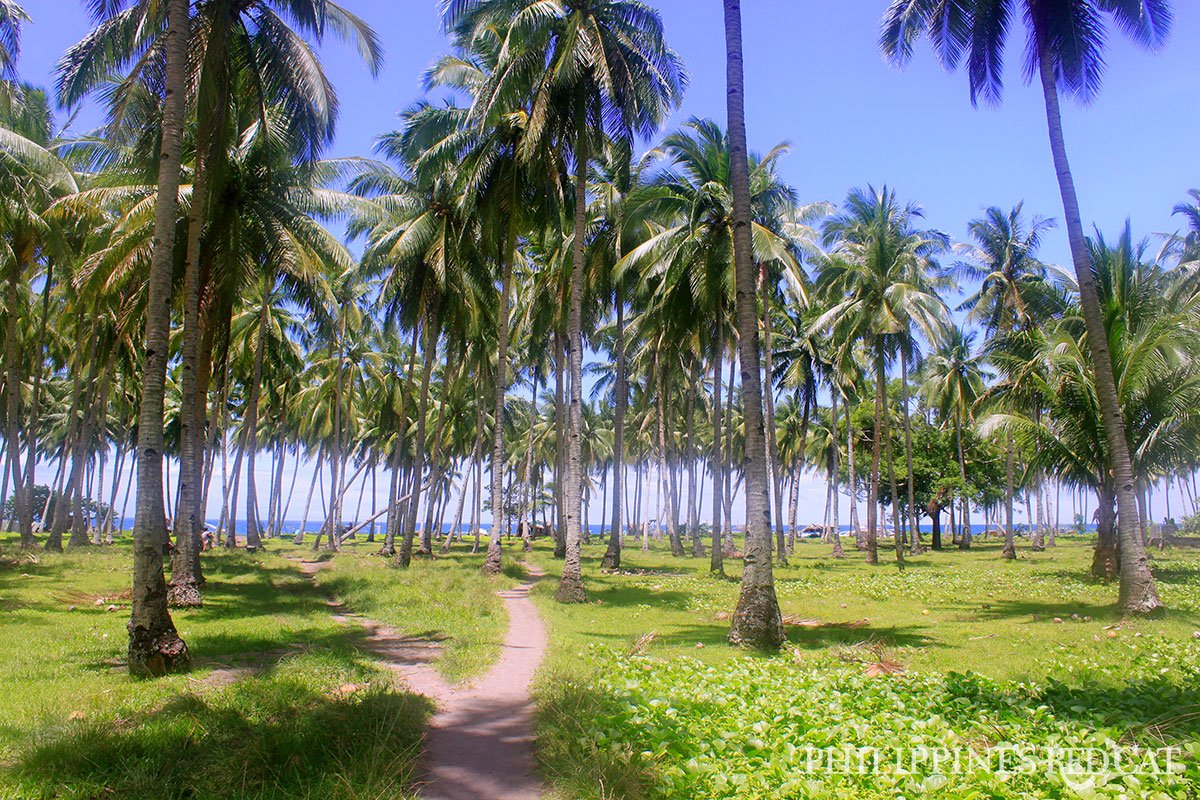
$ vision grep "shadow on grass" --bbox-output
[786,622,938,651]
[950,671,1200,745]
[579,583,694,611]
[11,674,433,800]
[966,597,1200,626]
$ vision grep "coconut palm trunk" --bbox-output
[400,312,438,565]
[1002,434,1017,559]
[880,361,904,568]
[848,401,862,548]
[20,260,54,547]
[900,347,921,555]
[721,357,735,553]
[316,300,349,553]
[685,377,703,557]
[483,248,513,574]
[552,329,567,559]
[956,414,972,549]
[1034,27,1159,614]
[520,379,538,551]
[710,329,725,575]
[170,110,221,605]
[760,269,786,565]
[420,355,458,553]
[725,0,784,649]
[656,356,684,557]
[4,282,26,545]
[830,390,845,558]
[556,109,589,604]
[127,0,191,676]
[241,281,273,553]
[602,286,626,570]
[866,346,884,565]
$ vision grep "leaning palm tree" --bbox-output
[879,0,1169,613]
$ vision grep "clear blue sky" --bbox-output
[17,1,1199,527]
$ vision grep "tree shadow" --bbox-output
[577,583,694,611]
[786,622,939,651]
[953,671,1200,745]
[11,675,433,800]
[967,598,1200,627]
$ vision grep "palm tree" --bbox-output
[589,139,658,571]
[621,118,801,573]
[922,325,986,550]
[956,203,1056,558]
[120,0,191,675]
[446,0,686,602]
[990,223,1200,578]
[353,120,484,566]
[59,0,381,605]
[0,88,75,548]
[879,0,1169,612]
[0,1,26,87]
[721,0,783,648]
[814,187,948,565]
[408,38,562,574]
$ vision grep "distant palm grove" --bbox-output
[1,0,1197,676]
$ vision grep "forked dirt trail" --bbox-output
[293,557,548,800]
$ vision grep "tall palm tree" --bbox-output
[0,87,75,547]
[589,139,658,571]
[120,0,191,675]
[446,0,686,602]
[352,119,484,566]
[922,325,986,550]
[59,0,381,605]
[722,0,783,648]
[990,224,1200,577]
[879,0,1169,612]
[408,38,562,574]
[814,187,948,565]
[956,203,1056,558]
[621,118,800,573]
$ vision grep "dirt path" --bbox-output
[293,557,548,800]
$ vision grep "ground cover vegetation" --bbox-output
[1,0,1199,797]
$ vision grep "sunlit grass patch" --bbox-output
[0,534,434,799]
[292,537,520,682]
[529,536,1200,799]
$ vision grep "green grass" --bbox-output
[290,536,520,682]
[528,535,1200,799]
[0,532,508,799]
[5,527,1199,799]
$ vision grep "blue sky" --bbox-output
[17,1,1199,527]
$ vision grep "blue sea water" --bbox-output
[115,518,1097,535]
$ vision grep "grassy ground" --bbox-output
[528,534,1200,799]
[4,528,1198,799]
[285,536,519,682]
[0,531,520,800]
